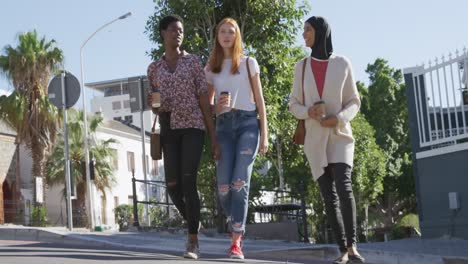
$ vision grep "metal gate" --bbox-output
[404,48,468,239]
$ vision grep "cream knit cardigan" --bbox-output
[289,54,361,181]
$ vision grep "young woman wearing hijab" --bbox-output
[147,15,218,260]
[289,16,365,264]
[205,17,268,260]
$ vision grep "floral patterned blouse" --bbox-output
[147,52,208,130]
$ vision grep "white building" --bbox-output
[86,77,154,133]
[45,117,164,228]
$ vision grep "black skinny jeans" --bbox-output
[160,113,205,234]
[317,163,357,252]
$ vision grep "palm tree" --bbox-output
[0,91,25,134]
[46,110,117,227]
[0,30,64,207]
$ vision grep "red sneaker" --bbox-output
[229,243,244,259]
[228,233,243,247]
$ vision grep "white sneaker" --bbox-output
[183,239,199,259]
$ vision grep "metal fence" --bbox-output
[250,183,310,242]
[131,172,310,242]
[131,172,218,229]
[404,48,468,149]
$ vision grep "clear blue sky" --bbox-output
[1,0,467,100]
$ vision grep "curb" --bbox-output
[359,248,444,264]
[0,227,92,246]
[359,248,468,264]
[0,227,226,257]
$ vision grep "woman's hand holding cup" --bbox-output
[148,91,161,114]
[308,101,326,121]
[215,91,231,113]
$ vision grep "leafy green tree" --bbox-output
[0,30,63,211]
[351,113,386,240]
[45,110,117,227]
[352,113,386,208]
[0,91,24,134]
[360,58,415,227]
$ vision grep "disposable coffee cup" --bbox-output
[314,100,326,119]
[151,92,161,108]
[220,91,231,107]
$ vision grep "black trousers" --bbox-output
[317,163,357,252]
[160,113,205,234]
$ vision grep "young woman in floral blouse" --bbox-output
[147,15,218,260]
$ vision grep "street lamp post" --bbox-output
[80,11,132,230]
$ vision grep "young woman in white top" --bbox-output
[289,16,365,264]
[205,17,268,260]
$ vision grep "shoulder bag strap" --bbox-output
[246,57,257,105]
[152,115,158,133]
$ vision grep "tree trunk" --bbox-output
[75,182,88,227]
[276,136,284,190]
[364,204,369,242]
[31,137,45,206]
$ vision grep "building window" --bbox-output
[104,85,122,97]
[112,101,122,110]
[113,116,122,121]
[124,115,133,124]
[123,100,130,109]
[110,148,118,170]
[122,83,129,95]
[101,195,107,225]
[127,151,135,172]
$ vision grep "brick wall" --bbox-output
[0,132,17,224]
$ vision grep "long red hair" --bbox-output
[208,18,244,74]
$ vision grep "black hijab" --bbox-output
[305,16,333,60]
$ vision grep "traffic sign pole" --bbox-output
[61,73,73,231]
[138,77,150,226]
[48,71,81,231]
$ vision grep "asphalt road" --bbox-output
[0,240,330,264]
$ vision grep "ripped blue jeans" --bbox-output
[216,109,259,234]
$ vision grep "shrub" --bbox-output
[114,204,132,231]
[391,213,421,239]
[31,206,48,227]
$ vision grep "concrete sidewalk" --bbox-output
[1,225,467,264]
